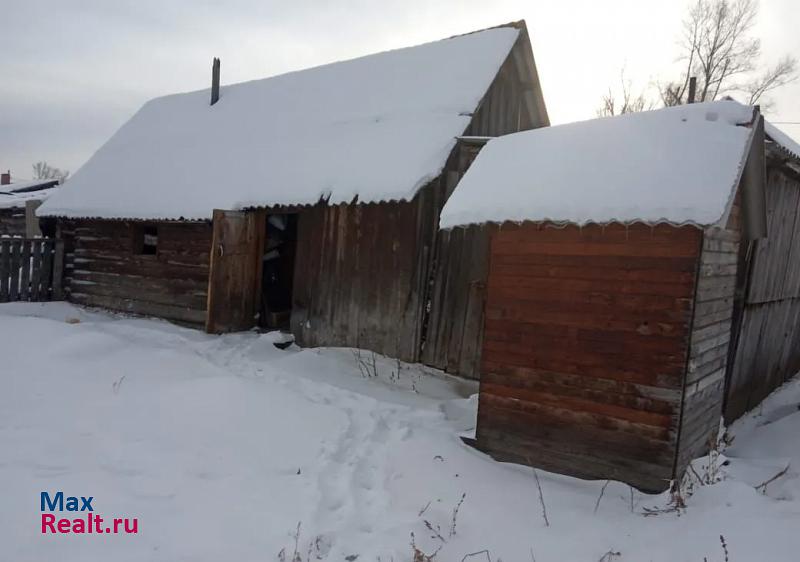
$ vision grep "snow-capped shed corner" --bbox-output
[35,21,549,374]
[439,100,800,491]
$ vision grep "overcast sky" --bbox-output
[1,0,798,181]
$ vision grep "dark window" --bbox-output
[133,224,158,255]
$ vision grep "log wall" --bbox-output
[476,222,702,492]
[725,162,800,421]
[61,219,212,326]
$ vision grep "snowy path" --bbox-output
[1,302,799,561]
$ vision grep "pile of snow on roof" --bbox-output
[39,27,520,220]
[440,100,757,229]
[0,184,60,210]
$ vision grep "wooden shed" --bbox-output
[37,22,549,370]
[440,100,773,492]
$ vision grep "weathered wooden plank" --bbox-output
[0,241,10,302]
[478,394,676,456]
[492,239,701,258]
[70,292,206,325]
[29,241,43,301]
[8,240,20,301]
[477,427,673,492]
[72,280,207,309]
[50,240,65,300]
[482,368,678,414]
[39,240,54,301]
[19,240,31,301]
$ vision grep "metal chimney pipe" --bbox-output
[211,58,220,106]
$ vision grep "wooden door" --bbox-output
[205,209,265,333]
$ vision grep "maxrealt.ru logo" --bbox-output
[40,491,138,534]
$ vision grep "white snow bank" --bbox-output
[2,302,799,561]
[441,100,756,228]
[38,27,520,220]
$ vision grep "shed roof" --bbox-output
[39,24,530,220]
[0,186,59,209]
[440,100,758,229]
[764,121,800,161]
[3,178,60,193]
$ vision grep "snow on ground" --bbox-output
[1,302,798,561]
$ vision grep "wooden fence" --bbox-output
[0,238,64,303]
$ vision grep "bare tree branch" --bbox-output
[32,161,69,182]
[741,55,798,106]
[657,0,794,107]
[597,69,655,117]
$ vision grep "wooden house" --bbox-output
[37,22,549,368]
[440,100,779,492]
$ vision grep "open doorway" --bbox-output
[259,213,298,330]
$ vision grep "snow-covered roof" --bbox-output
[764,121,800,161]
[3,178,59,193]
[0,186,60,210]
[39,26,523,220]
[440,100,757,229]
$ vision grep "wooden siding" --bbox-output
[0,208,26,237]
[62,219,212,326]
[421,26,548,377]
[290,27,548,367]
[463,27,544,137]
[476,222,702,492]
[290,187,440,362]
[421,224,490,378]
[675,197,741,473]
[725,163,800,421]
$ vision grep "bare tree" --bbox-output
[742,55,798,109]
[32,161,69,182]
[597,70,655,117]
[660,0,796,106]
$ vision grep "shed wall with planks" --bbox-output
[476,222,703,492]
[725,161,800,421]
[289,26,548,368]
[290,184,441,362]
[0,208,26,237]
[675,196,741,472]
[422,25,547,378]
[61,219,212,326]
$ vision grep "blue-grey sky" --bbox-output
[1,0,798,180]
